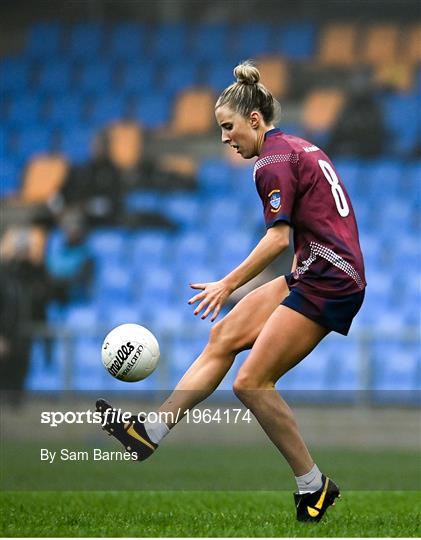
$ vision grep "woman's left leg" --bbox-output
[233,304,329,476]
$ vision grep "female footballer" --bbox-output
[97,61,366,522]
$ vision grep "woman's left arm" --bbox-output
[189,222,290,321]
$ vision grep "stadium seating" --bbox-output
[362,24,400,67]
[2,20,418,397]
[301,89,345,139]
[256,57,289,99]
[168,89,215,135]
[190,23,230,62]
[318,24,359,67]
[108,23,146,60]
[276,22,317,60]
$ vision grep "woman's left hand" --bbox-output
[188,279,233,322]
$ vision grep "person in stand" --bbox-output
[96,61,366,522]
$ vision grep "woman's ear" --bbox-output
[249,111,261,129]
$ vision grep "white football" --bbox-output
[101,323,160,382]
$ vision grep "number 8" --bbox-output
[318,159,350,217]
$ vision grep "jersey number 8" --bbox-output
[318,159,350,218]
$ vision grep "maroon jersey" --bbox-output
[254,129,366,297]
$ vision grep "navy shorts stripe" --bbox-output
[281,287,365,336]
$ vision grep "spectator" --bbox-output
[52,122,196,228]
[0,227,50,398]
[46,208,93,305]
[327,72,386,157]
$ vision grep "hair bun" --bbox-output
[234,62,260,85]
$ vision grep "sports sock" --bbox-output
[295,463,323,494]
[143,418,170,445]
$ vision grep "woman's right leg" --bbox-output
[158,276,290,426]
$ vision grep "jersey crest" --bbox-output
[268,189,282,212]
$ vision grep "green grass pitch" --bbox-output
[1,490,421,537]
[1,444,420,536]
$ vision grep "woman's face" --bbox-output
[215,105,261,159]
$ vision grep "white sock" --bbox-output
[295,463,323,494]
[143,419,170,445]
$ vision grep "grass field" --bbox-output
[1,490,421,537]
[1,440,420,536]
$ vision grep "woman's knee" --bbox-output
[233,369,273,399]
[208,317,246,355]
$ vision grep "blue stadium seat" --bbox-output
[197,159,232,195]
[217,231,253,266]
[95,263,133,305]
[136,268,175,308]
[37,60,73,93]
[0,57,30,94]
[382,95,420,155]
[118,62,155,94]
[148,305,189,336]
[130,230,173,268]
[205,61,236,92]
[0,158,20,197]
[232,23,273,58]
[104,303,144,329]
[403,161,421,195]
[327,339,360,391]
[26,22,62,59]
[72,337,106,390]
[276,22,317,60]
[278,347,330,392]
[362,159,403,199]
[88,94,127,126]
[124,189,161,213]
[167,338,207,382]
[372,342,419,391]
[205,198,242,229]
[67,23,104,59]
[87,229,128,260]
[173,232,209,266]
[64,303,99,331]
[47,94,85,128]
[151,23,188,60]
[77,62,113,93]
[58,126,95,162]
[160,63,199,94]
[130,93,171,129]
[352,292,390,330]
[26,339,64,391]
[8,94,43,127]
[15,127,53,160]
[46,301,67,325]
[358,232,382,266]
[176,262,219,288]
[334,159,361,198]
[190,24,230,62]
[161,192,201,229]
[108,23,146,60]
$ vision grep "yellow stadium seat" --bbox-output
[20,155,68,204]
[374,62,414,92]
[170,89,215,135]
[256,56,288,98]
[404,25,421,64]
[302,89,345,132]
[362,24,400,66]
[318,24,359,66]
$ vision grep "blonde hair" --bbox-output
[215,60,281,123]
